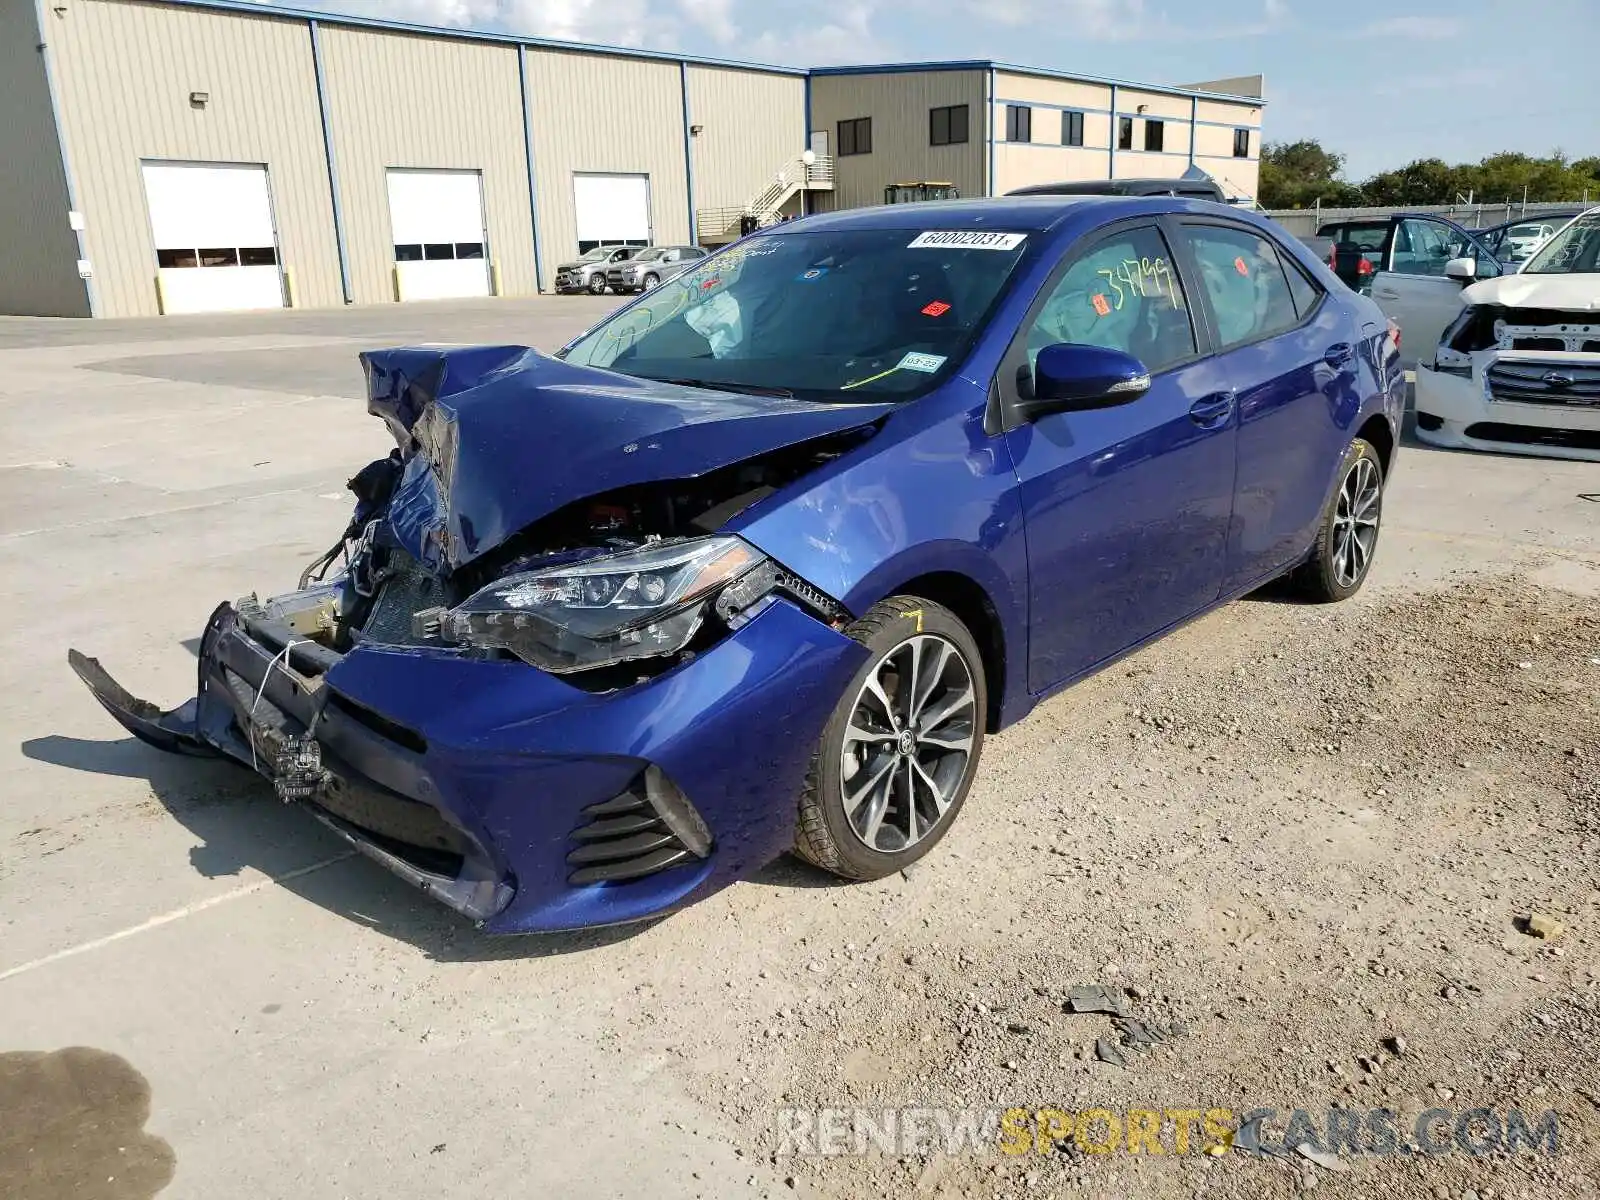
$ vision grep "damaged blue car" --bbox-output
[71,197,1403,934]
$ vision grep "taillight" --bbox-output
[1387,318,1401,353]
[1357,258,1374,277]
[1328,245,1338,269]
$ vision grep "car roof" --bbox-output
[770,195,1237,237]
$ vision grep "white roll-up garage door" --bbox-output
[573,174,651,254]
[387,169,490,302]
[141,162,284,315]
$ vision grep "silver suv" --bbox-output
[605,245,709,294]
[554,245,639,294]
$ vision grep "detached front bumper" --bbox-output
[1415,358,1600,462]
[71,598,867,933]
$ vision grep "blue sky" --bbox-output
[266,0,1597,179]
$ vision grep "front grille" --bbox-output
[362,552,449,646]
[566,773,711,886]
[1486,361,1600,408]
[1464,422,1600,452]
[312,775,470,875]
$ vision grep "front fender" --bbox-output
[730,383,1032,725]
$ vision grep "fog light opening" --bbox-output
[644,766,713,859]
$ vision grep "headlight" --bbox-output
[432,537,764,673]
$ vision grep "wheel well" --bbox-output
[1358,413,1395,476]
[891,572,1006,733]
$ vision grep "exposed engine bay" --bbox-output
[262,427,864,690]
[1436,305,1600,357]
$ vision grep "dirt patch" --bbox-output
[686,576,1600,1199]
[0,1047,175,1200]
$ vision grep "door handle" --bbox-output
[1324,342,1355,368]
[1188,390,1235,427]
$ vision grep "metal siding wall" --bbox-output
[686,66,805,211]
[994,73,1112,111]
[1194,157,1261,200]
[526,49,688,288]
[47,0,341,317]
[994,145,1114,193]
[0,0,88,316]
[1196,99,1262,127]
[807,71,985,211]
[320,26,534,305]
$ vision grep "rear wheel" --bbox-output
[793,597,987,880]
[1293,437,1385,602]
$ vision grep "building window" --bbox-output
[837,116,872,156]
[1061,110,1085,147]
[1144,120,1164,152]
[394,242,487,262]
[1117,116,1134,150]
[930,104,969,146]
[1005,104,1032,143]
[156,245,277,269]
[1234,127,1251,158]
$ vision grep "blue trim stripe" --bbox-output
[517,46,545,292]
[680,61,698,245]
[308,20,352,305]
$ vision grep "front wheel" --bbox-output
[793,597,987,880]
[587,273,607,295]
[641,273,660,291]
[1293,437,1385,602]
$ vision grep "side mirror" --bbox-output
[1019,344,1151,421]
[1444,257,1477,282]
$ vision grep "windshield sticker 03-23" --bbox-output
[908,231,1027,251]
[1096,256,1180,312]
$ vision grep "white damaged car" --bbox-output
[1415,208,1600,461]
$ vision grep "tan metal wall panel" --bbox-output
[1195,156,1261,200]
[687,66,805,212]
[47,0,340,318]
[0,0,88,316]
[994,73,1111,111]
[1116,89,1191,121]
[527,49,688,288]
[995,145,1112,194]
[1110,151,1187,180]
[320,26,534,304]
[1196,98,1262,126]
[808,71,986,209]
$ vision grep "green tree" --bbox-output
[1259,139,1363,208]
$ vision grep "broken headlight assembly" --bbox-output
[416,536,777,674]
[1434,305,1498,375]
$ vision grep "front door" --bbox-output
[1370,216,1498,365]
[999,221,1238,693]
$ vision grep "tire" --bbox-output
[793,596,988,880]
[641,273,661,291]
[587,274,608,295]
[1292,437,1385,603]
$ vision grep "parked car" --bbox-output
[606,244,709,293]
[71,197,1402,934]
[1314,219,1392,292]
[1474,212,1585,266]
[554,244,639,294]
[1415,208,1600,461]
[1357,215,1509,365]
[1008,176,1228,202]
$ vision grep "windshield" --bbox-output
[562,228,1031,401]
[578,247,612,262]
[1524,211,1600,274]
[632,248,669,263]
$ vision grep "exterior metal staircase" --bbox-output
[695,154,834,243]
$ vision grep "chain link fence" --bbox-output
[1263,201,1590,236]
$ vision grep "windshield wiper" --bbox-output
[662,378,795,399]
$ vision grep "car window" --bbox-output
[1389,218,1498,278]
[1180,223,1302,348]
[1024,225,1195,375]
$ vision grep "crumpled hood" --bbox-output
[360,345,891,573]
[1463,272,1600,312]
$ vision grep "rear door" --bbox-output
[997,220,1238,693]
[1370,216,1498,364]
[1173,217,1351,590]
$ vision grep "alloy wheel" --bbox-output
[1332,456,1381,588]
[840,634,978,854]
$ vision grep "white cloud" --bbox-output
[976,0,1287,42]
[679,0,738,45]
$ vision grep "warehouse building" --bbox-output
[0,0,1263,319]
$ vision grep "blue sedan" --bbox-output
[71,197,1403,933]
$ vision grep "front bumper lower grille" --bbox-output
[567,768,712,886]
[1463,422,1600,453]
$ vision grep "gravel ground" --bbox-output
[679,574,1600,1200]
